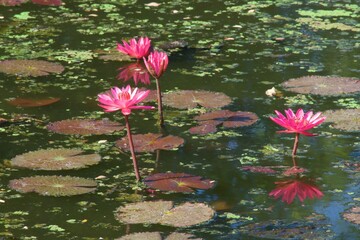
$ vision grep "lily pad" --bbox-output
[115,201,215,227]
[0,60,64,77]
[190,110,258,134]
[7,97,60,107]
[241,166,277,174]
[96,49,132,62]
[343,206,360,226]
[163,90,232,109]
[116,232,201,240]
[281,76,360,96]
[324,109,360,132]
[31,0,62,6]
[144,173,215,193]
[116,133,184,153]
[0,0,27,6]
[10,148,101,170]
[9,176,97,196]
[47,119,124,135]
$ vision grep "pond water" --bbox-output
[0,0,359,239]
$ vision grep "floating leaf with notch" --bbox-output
[7,98,60,107]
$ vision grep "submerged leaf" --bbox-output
[7,98,60,107]
[144,173,215,193]
[281,76,360,96]
[115,201,215,227]
[10,148,101,170]
[47,119,124,135]
[116,133,184,152]
[9,176,97,196]
[163,90,232,109]
[324,109,360,131]
[0,60,64,77]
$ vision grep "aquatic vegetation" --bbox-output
[117,37,152,60]
[0,59,64,77]
[342,206,360,226]
[116,232,201,240]
[7,97,60,107]
[324,109,360,132]
[270,108,326,156]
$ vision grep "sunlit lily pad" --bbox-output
[144,173,215,193]
[281,76,360,96]
[7,97,60,107]
[115,201,215,227]
[47,119,124,135]
[0,0,27,6]
[0,60,64,77]
[31,0,62,6]
[116,133,184,152]
[10,148,101,170]
[324,109,360,131]
[190,110,258,135]
[116,232,201,240]
[343,206,360,226]
[163,90,232,109]
[9,176,97,196]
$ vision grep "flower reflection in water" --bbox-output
[269,176,324,204]
[117,62,150,86]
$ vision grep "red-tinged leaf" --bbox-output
[188,120,222,135]
[7,97,60,107]
[241,166,277,174]
[144,173,215,193]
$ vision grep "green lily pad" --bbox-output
[163,90,232,109]
[324,109,360,131]
[342,206,360,226]
[9,176,97,196]
[47,119,124,135]
[144,173,215,193]
[115,201,215,227]
[10,148,101,170]
[281,76,360,96]
[116,133,184,153]
[7,97,60,107]
[0,60,64,77]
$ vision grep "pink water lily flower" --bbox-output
[143,51,169,79]
[117,37,151,59]
[269,177,324,204]
[97,85,154,115]
[270,108,326,136]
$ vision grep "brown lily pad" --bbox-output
[47,119,124,135]
[163,90,232,109]
[241,166,277,174]
[190,110,258,135]
[9,176,97,196]
[116,133,184,153]
[343,206,360,226]
[10,148,101,170]
[144,173,215,193]
[324,109,360,131]
[96,49,132,62]
[116,232,201,240]
[281,76,360,96]
[0,0,27,5]
[31,0,62,5]
[7,97,60,107]
[115,201,215,227]
[0,60,64,77]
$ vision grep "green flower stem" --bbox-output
[124,115,141,182]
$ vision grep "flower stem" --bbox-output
[124,115,141,182]
[155,78,164,127]
[292,155,297,167]
[292,133,299,157]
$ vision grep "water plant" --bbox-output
[97,85,154,181]
[270,108,326,156]
[116,37,152,60]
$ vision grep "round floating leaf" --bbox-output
[47,119,124,135]
[281,76,360,96]
[116,133,184,153]
[324,109,360,131]
[163,90,232,109]
[343,206,360,226]
[9,176,97,196]
[115,201,215,227]
[10,148,101,170]
[144,173,215,193]
[0,60,64,77]
[31,0,62,6]
[116,232,162,240]
[7,97,60,107]
[159,202,215,227]
[188,120,222,135]
[96,49,132,62]
[166,232,202,240]
[0,0,27,6]
[115,201,174,224]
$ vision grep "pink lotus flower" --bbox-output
[97,85,154,115]
[269,177,324,204]
[117,63,150,85]
[117,37,151,59]
[270,108,326,136]
[143,51,169,79]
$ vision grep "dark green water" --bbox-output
[0,0,359,239]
